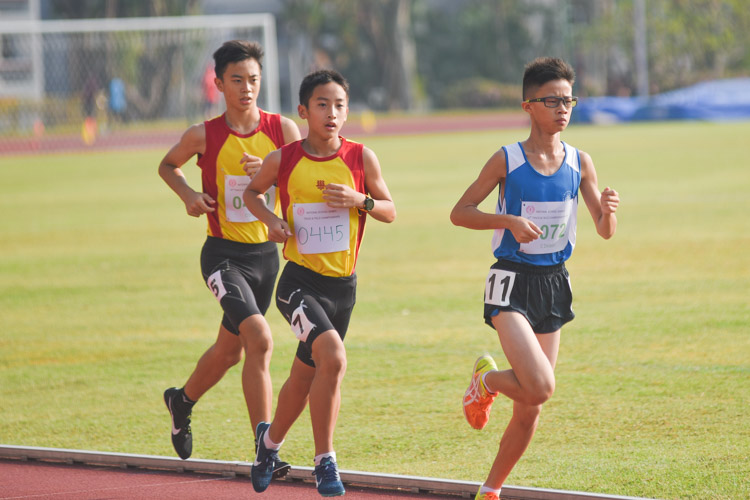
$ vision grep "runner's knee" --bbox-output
[311,334,347,378]
[239,315,273,355]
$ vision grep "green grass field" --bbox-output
[1,121,748,499]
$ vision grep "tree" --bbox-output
[356,0,417,110]
[281,0,418,111]
[570,0,750,96]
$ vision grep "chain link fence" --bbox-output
[0,14,279,154]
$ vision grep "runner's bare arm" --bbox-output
[158,124,214,217]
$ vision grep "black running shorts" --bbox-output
[275,261,357,367]
[200,236,279,335]
[483,259,575,334]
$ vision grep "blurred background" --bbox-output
[0,0,748,152]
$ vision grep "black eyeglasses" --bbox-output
[524,96,578,109]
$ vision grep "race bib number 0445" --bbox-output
[293,202,350,255]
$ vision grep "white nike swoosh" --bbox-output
[168,399,181,435]
[277,288,300,305]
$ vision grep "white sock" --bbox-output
[480,484,502,495]
[314,451,336,466]
[481,371,498,395]
[263,427,283,450]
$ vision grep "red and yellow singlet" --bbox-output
[277,138,367,277]
[197,110,285,243]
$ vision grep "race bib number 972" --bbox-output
[519,200,572,255]
[485,269,516,306]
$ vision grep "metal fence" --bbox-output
[0,14,279,154]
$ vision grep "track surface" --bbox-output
[0,111,529,155]
[1,111,649,500]
[0,459,464,500]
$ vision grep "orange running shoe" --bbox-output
[474,490,500,500]
[462,355,498,430]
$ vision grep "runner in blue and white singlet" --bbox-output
[491,141,581,266]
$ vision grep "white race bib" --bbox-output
[485,269,516,306]
[293,202,350,254]
[519,200,573,254]
[206,270,227,303]
[290,300,316,342]
[224,175,275,223]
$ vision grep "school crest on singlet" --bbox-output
[277,138,367,277]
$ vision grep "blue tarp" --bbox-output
[573,78,750,123]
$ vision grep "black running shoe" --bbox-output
[163,387,192,460]
[273,458,291,479]
[254,436,291,479]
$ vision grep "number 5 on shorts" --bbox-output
[485,269,516,306]
[207,270,227,303]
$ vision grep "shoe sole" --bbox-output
[272,462,291,479]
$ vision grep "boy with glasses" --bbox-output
[450,57,619,500]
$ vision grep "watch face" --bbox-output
[364,197,375,211]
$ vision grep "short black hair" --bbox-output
[213,40,263,80]
[522,57,576,99]
[299,69,349,107]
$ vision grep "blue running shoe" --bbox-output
[251,422,280,493]
[313,456,345,497]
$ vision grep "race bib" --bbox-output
[485,269,516,306]
[519,200,573,254]
[224,175,275,223]
[206,270,227,303]
[293,202,350,254]
[290,300,316,342]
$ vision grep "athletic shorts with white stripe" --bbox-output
[483,259,574,334]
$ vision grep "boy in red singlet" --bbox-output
[158,40,300,470]
[244,69,396,497]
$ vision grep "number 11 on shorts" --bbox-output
[485,269,516,306]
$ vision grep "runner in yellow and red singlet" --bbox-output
[244,69,396,498]
[158,40,300,471]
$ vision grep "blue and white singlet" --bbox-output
[491,141,581,266]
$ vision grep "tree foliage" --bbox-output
[280,0,417,110]
[47,0,200,19]
[280,0,750,109]
[47,0,750,111]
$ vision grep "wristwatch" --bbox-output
[362,196,375,212]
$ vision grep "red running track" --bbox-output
[0,111,528,155]
[0,459,464,500]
